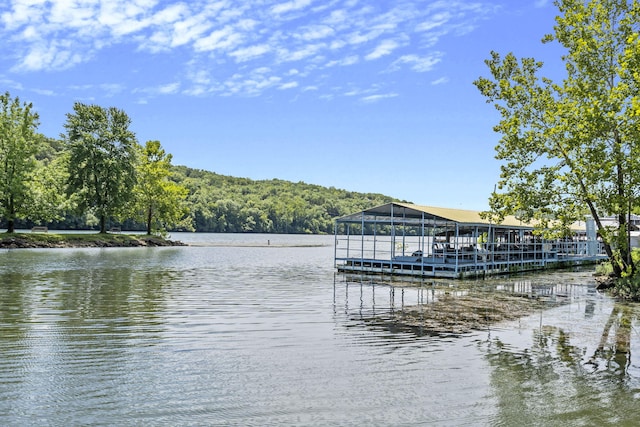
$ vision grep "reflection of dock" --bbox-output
[335,203,606,279]
[334,274,588,336]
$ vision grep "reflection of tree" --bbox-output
[53,251,175,340]
[589,304,633,377]
[486,304,640,425]
[0,271,34,358]
[0,250,179,423]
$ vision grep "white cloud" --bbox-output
[347,29,384,45]
[361,93,398,103]
[326,55,358,67]
[324,9,348,25]
[170,15,212,47]
[0,78,24,91]
[230,44,271,62]
[151,3,188,25]
[279,43,325,62]
[416,12,451,32]
[194,26,244,52]
[389,53,443,72]
[134,81,181,97]
[99,83,126,96]
[431,76,449,85]
[32,88,56,96]
[365,39,401,61]
[0,0,500,98]
[158,82,180,94]
[279,81,299,89]
[271,0,313,15]
[296,24,334,41]
[18,40,86,71]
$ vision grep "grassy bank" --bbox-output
[0,232,185,248]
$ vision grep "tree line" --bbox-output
[0,92,398,235]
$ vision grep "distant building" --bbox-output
[596,214,640,248]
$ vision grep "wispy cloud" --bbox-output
[389,53,443,72]
[230,44,272,62]
[271,0,314,15]
[361,93,398,103]
[0,0,499,99]
[279,81,299,90]
[430,77,449,85]
[365,39,402,61]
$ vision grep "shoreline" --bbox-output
[0,233,186,249]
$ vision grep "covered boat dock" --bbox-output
[334,202,605,279]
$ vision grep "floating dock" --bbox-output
[334,202,606,279]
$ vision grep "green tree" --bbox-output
[132,140,190,235]
[29,137,72,225]
[64,103,138,233]
[0,92,41,233]
[474,0,640,278]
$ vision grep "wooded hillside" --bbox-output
[169,165,400,234]
[11,163,401,234]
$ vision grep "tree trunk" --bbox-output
[146,207,152,235]
[99,215,107,234]
[7,195,15,233]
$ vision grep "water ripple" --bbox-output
[1,238,640,425]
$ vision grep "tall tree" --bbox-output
[474,0,640,278]
[64,103,138,233]
[29,137,72,226]
[0,92,41,233]
[132,140,190,235]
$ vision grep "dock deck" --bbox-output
[334,202,605,279]
[336,255,605,279]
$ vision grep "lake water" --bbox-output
[1,233,639,426]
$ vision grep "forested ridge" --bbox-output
[13,163,400,234]
[0,93,400,235]
[150,165,400,234]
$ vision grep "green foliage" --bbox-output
[29,137,72,224]
[474,0,640,277]
[610,276,640,300]
[64,103,138,233]
[0,92,41,232]
[131,140,191,235]
[598,249,640,301]
[173,165,398,234]
[0,96,399,234]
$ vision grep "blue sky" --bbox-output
[0,0,565,210]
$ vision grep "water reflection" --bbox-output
[0,249,180,424]
[484,302,640,426]
[334,271,640,425]
[2,240,640,426]
[334,273,585,338]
